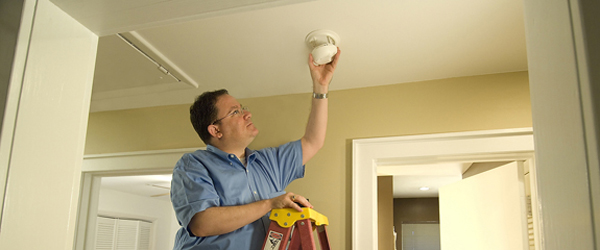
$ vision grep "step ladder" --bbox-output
[262,207,331,250]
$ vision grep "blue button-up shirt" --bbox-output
[171,140,305,250]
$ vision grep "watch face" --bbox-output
[313,93,327,99]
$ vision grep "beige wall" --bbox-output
[85,71,532,249]
[378,176,394,250]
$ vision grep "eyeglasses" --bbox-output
[212,106,249,125]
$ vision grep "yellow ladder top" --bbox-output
[269,208,329,228]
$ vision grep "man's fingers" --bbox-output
[329,48,341,68]
[291,202,303,212]
[274,192,314,211]
[290,194,313,209]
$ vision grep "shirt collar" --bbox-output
[206,144,256,163]
[245,148,256,164]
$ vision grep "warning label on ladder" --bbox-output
[264,230,283,250]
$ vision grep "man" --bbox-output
[170,48,341,250]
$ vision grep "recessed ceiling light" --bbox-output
[419,186,430,191]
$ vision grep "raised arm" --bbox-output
[301,48,341,165]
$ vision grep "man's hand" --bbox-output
[270,192,313,212]
[308,48,341,91]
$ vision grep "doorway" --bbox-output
[353,128,538,249]
[75,148,198,250]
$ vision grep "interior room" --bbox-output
[80,1,532,248]
[1,0,597,250]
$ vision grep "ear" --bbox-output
[208,125,221,139]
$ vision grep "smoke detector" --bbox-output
[305,29,340,66]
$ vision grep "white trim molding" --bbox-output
[76,147,201,250]
[352,128,535,250]
[82,147,200,173]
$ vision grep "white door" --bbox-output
[439,161,529,250]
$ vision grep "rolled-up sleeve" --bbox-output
[171,153,219,236]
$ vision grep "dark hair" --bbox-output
[190,89,229,145]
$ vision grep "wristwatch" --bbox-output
[313,92,328,99]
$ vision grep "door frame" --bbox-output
[352,128,538,250]
[74,147,199,250]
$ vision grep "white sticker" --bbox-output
[264,230,284,250]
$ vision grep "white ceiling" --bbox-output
[101,174,172,202]
[53,0,528,199]
[52,0,527,112]
[378,162,470,198]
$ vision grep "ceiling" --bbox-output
[52,0,528,199]
[101,174,172,201]
[379,161,511,198]
[51,0,527,113]
[378,162,470,198]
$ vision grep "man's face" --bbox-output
[212,94,259,147]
